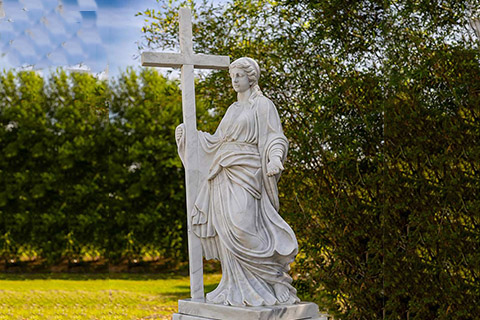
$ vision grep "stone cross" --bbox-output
[141,7,230,300]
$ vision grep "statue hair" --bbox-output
[229,57,263,101]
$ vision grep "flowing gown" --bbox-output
[177,94,299,306]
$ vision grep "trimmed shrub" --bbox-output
[0,69,188,268]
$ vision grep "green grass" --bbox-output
[0,273,221,320]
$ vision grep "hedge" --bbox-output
[0,69,187,268]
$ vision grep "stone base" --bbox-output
[172,299,331,320]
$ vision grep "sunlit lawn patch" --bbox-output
[0,273,221,320]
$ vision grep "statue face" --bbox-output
[230,67,250,93]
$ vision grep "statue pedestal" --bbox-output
[172,299,330,320]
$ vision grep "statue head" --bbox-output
[229,57,263,99]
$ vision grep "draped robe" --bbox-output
[177,95,299,306]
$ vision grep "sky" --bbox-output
[0,0,167,78]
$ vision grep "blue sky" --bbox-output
[0,0,165,77]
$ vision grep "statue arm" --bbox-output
[259,97,288,176]
[266,143,286,176]
[269,144,285,162]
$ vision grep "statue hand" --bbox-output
[175,124,185,142]
[267,157,284,176]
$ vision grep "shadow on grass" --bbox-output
[0,272,190,281]
[172,283,218,292]
[160,282,219,302]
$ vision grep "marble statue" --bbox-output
[175,57,300,307]
[142,8,324,319]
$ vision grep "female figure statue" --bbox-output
[176,57,299,307]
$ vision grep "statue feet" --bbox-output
[273,283,290,303]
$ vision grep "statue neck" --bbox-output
[237,88,252,103]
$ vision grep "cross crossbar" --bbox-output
[141,52,230,69]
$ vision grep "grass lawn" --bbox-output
[0,273,221,320]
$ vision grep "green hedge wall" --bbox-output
[0,71,108,265]
[0,69,187,267]
[108,68,186,264]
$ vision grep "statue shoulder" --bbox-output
[223,102,237,115]
[255,96,277,115]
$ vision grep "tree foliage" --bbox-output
[139,0,480,318]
